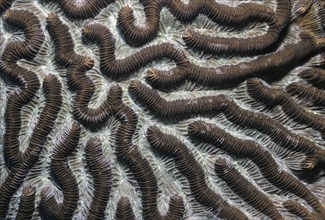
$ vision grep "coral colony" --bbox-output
[0,0,324,219]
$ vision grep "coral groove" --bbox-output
[0,74,62,219]
[188,120,324,215]
[40,122,81,219]
[147,126,248,220]
[214,158,283,220]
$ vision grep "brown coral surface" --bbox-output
[0,0,324,219]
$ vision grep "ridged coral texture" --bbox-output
[0,0,324,219]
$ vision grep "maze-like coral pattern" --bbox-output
[0,0,324,219]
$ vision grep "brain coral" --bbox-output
[0,0,324,219]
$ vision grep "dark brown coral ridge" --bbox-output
[85,137,112,220]
[55,0,115,19]
[115,197,136,220]
[0,0,324,219]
